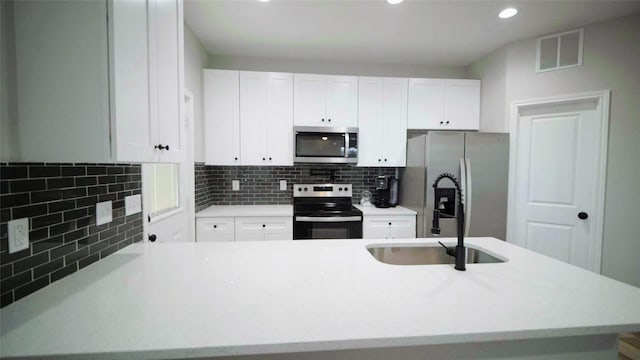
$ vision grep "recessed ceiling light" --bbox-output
[258,0,270,2]
[498,7,518,19]
[387,0,404,4]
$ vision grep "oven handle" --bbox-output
[295,216,362,222]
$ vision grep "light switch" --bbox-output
[8,218,29,254]
[125,194,142,216]
[232,180,240,191]
[96,201,113,226]
[280,180,287,191]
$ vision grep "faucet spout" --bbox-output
[431,173,466,271]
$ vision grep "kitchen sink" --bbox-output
[367,244,506,265]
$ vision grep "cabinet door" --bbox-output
[234,217,266,241]
[294,74,326,126]
[204,69,241,165]
[381,78,408,167]
[387,216,416,239]
[111,0,156,162]
[407,78,445,130]
[240,71,269,165]
[263,217,293,240]
[326,75,358,127]
[151,0,184,163]
[363,217,391,239]
[357,77,383,167]
[266,73,294,166]
[196,218,235,242]
[444,79,480,130]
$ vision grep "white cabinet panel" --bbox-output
[204,69,241,165]
[196,218,235,242]
[357,77,407,167]
[294,74,358,127]
[235,217,293,241]
[240,72,293,166]
[407,78,479,130]
[363,215,416,239]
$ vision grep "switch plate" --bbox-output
[232,180,240,191]
[96,201,113,226]
[279,180,287,191]
[8,218,29,254]
[125,194,142,216]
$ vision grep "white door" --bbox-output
[510,93,609,272]
[142,91,194,243]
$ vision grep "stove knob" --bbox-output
[344,187,349,191]
[338,187,343,191]
[298,187,302,192]
[304,187,308,192]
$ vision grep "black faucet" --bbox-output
[431,173,466,271]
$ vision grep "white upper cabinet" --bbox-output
[408,78,480,130]
[203,69,241,166]
[357,77,408,167]
[13,0,184,163]
[294,74,358,127]
[240,72,293,166]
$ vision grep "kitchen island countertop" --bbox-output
[1,237,639,359]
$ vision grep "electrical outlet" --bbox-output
[125,194,142,216]
[232,180,240,191]
[8,218,29,254]
[279,180,287,191]
[96,201,113,226]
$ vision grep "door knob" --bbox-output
[148,234,157,242]
[578,212,589,220]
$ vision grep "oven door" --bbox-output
[294,216,363,240]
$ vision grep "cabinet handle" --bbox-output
[328,119,331,122]
[263,157,266,161]
[446,121,450,125]
[378,159,381,162]
[388,222,392,226]
[384,158,387,162]
[439,121,444,125]
[321,118,325,122]
[269,157,272,160]
[262,224,266,228]
[234,157,238,160]
[154,144,169,151]
[213,225,217,229]
[148,234,157,242]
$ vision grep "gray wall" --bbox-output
[184,24,209,162]
[469,13,640,287]
[209,54,468,79]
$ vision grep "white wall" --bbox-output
[1,0,20,161]
[468,46,508,132]
[183,24,208,162]
[469,13,640,287]
[209,54,468,79]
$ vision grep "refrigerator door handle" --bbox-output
[465,158,472,237]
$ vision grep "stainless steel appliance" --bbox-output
[293,184,363,239]
[293,126,358,164]
[400,132,509,239]
[374,175,399,208]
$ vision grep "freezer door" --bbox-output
[423,132,465,238]
[464,132,509,240]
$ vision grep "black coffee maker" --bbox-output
[374,175,398,208]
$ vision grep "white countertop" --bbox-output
[1,238,639,359]
[196,204,293,217]
[354,204,417,216]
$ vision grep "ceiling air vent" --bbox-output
[536,28,583,72]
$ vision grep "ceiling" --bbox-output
[184,0,640,66]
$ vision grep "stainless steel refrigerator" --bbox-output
[400,132,509,239]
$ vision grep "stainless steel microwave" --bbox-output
[293,126,358,164]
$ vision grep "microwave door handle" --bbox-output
[345,133,350,158]
[295,216,362,222]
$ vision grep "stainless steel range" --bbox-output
[293,184,363,240]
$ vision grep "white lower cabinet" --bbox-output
[196,217,235,242]
[196,216,293,241]
[235,217,293,241]
[363,215,416,240]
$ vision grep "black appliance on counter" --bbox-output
[374,175,399,208]
[293,184,363,240]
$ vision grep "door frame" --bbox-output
[506,90,610,273]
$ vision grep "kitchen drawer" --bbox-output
[235,216,293,241]
[196,217,235,242]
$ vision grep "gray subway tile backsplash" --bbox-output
[195,163,396,212]
[0,163,143,308]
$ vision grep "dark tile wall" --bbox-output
[194,163,396,210]
[0,163,143,308]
